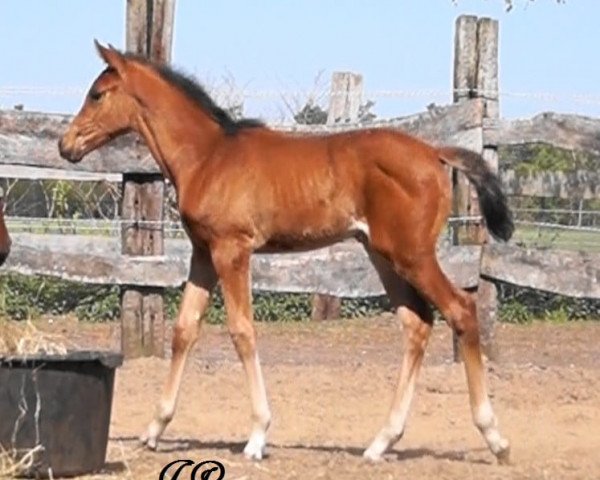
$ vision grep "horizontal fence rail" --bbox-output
[2,232,598,299]
[2,233,480,295]
[0,100,484,173]
[1,103,599,302]
[1,106,599,198]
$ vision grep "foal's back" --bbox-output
[179,126,447,253]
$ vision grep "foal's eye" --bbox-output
[89,90,103,102]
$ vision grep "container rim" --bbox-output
[0,350,124,368]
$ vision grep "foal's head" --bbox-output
[60,41,264,164]
[59,41,139,162]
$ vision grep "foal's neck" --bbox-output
[132,80,222,191]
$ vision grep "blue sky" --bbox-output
[1,0,598,120]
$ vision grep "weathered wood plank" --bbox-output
[1,234,481,294]
[4,104,600,181]
[0,165,121,182]
[2,236,186,287]
[488,112,600,156]
[500,169,600,199]
[281,99,485,142]
[0,109,156,173]
[0,100,484,174]
[5,233,598,299]
[481,243,600,299]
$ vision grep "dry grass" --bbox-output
[0,320,70,357]
[71,441,143,480]
[0,445,43,479]
[0,320,71,478]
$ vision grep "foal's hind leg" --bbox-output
[141,248,217,449]
[363,251,433,461]
[402,254,510,464]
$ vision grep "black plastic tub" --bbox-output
[0,351,123,478]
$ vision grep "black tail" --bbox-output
[438,146,514,242]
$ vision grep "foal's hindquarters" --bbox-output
[356,147,510,463]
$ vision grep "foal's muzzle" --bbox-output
[58,137,83,163]
[0,237,10,267]
[0,248,9,267]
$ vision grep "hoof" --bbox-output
[243,442,265,461]
[243,430,267,461]
[139,430,159,451]
[496,445,511,465]
[363,448,384,463]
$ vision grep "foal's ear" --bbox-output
[94,40,127,77]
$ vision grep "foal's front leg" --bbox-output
[211,241,271,460]
[141,248,217,449]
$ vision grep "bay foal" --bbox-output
[59,42,512,463]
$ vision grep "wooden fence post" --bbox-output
[452,15,500,361]
[452,15,479,245]
[310,72,363,321]
[121,0,176,358]
[327,72,363,125]
[476,17,501,360]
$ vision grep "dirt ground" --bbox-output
[20,317,600,479]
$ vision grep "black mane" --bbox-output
[124,53,264,136]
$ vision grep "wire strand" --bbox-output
[3,86,600,105]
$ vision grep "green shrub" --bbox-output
[1,274,597,324]
[497,281,600,322]
[341,296,389,318]
[0,274,120,321]
[499,299,534,324]
[0,274,388,323]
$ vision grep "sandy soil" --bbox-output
[15,317,600,479]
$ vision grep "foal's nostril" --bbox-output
[0,249,8,267]
[58,138,66,157]
[58,137,76,161]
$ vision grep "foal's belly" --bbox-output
[256,220,370,254]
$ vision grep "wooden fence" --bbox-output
[1,9,599,360]
[5,233,597,299]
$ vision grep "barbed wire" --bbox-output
[5,215,483,230]
[2,86,600,106]
[512,208,600,216]
[513,220,600,234]
[5,215,600,235]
